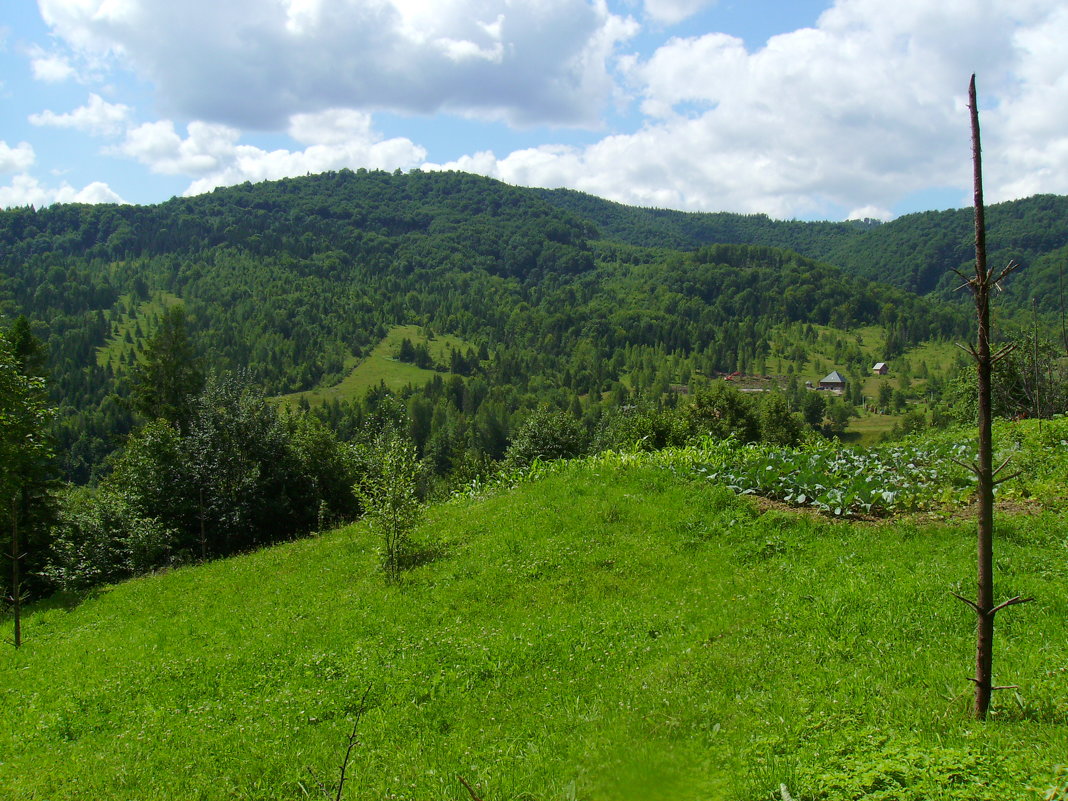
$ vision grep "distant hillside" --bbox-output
[536,186,877,253]
[539,187,1068,315]
[1,169,965,479]
[821,195,1068,309]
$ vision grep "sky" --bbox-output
[2,0,1068,221]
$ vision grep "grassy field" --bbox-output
[278,324,476,407]
[96,291,184,371]
[3,428,1067,800]
[843,409,905,444]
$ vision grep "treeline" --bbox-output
[536,186,879,255]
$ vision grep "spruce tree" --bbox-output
[130,306,204,429]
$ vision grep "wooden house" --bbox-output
[818,370,847,391]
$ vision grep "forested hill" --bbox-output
[821,194,1068,308]
[537,188,1068,313]
[2,169,964,479]
[536,187,878,257]
[0,169,596,275]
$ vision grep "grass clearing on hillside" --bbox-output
[95,291,183,371]
[3,438,1067,800]
[278,324,474,407]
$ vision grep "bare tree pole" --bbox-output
[1060,261,1067,356]
[8,498,21,649]
[950,74,1032,719]
[1032,298,1042,426]
[457,774,485,801]
[331,684,372,801]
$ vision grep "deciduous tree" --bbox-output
[0,329,54,647]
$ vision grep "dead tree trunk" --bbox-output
[9,501,20,649]
[952,74,1031,719]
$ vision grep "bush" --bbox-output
[354,433,424,581]
[503,405,587,469]
[684,383,760,443]
[47,487,177,590]
[593,397,689,453]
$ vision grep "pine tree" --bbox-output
[130,306,204,429]
[0,328,54,648]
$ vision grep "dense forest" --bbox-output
[538,187,1068,314]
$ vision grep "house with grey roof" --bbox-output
[818,370,847,391]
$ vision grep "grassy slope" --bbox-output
[2,460,1066,800]
[95,291,183,371]
[277,324,474,407]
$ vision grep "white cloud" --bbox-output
[0,174,125,208]
[642,0,717,26]
[0,141,36,174]
[38,0,638,128]
[119,120,241,175]
[29,46,76,82]
[116,113,427,195]
[29,93,132,136]
[288,109,377,147]
[846,205,893,222]
[980,4,1068,201]
[434,0,1068,218]
[29,0,1068,219]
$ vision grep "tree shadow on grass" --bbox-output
[397,543,449,571]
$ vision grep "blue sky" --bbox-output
[3,0,1068,220]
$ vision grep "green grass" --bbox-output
[278,324,475,407]
[96,291,183,371]
[844,409,904,444]
[3,443,1067,799]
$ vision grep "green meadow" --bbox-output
[3,428,1067,800]
[278,324,475,407]
[96,291,184,371]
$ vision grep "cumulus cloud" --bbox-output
[0,174,125,208]
[29,0,1068,219]
[29,46,76,82]
[980,3,1068,202]
[433,0,1068,218]
[0,141,36,174]
[116,112,427,195]
[642,0,717,26]
[38,0,638,129]
[29,93,132,136]
[120,120,242,175]
[0,142,36,175]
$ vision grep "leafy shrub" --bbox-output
[354,433,424,581]
[47,373,365,590]
[47,487,177,590]
[685,382,760,442]
[503,405,587,470]
[592,397,689,452]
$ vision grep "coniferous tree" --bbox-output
[130,305,204,430]
[0,328,54,647]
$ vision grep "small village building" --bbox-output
[818,370,847,392]
[873,362,889,375]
